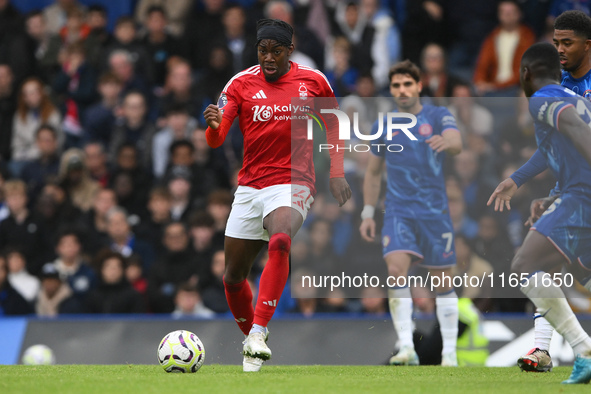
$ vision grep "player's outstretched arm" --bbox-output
[359,154,384,242]
[426,129,462,155]
[487,178,518,212]
[557,105,591,168]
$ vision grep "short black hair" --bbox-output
[88,5,107,16]
[169,139,195,155]
[555,10,591,39]
[146,5,167,18]
[36,124,57,139]
[165,103,190,116]
[521,42,561,81]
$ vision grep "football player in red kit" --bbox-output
[203,18,351,372]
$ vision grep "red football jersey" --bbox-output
[218,62,341,195]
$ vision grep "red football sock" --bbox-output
[224,277,254,335]
[253,233,291,327]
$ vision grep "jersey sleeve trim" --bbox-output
[555,103,575,132]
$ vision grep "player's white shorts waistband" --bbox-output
[225,184,314,241]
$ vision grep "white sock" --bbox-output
[388,287,414,349]
[436,290,458,355]
[521,271,591,356]
[249,324,266,335]
[533,310,553,351]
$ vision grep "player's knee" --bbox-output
[387,264,407,280]
[269,233,291,253]
[223,266,249,285]
[511,251,531,275]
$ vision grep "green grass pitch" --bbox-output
[0,365,588,394]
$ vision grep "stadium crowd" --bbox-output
[0,0,582,317]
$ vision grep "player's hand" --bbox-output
[359,218,376,242]
[329,177,352,207]
[487,178,518,212]
[203,104,222,129]
[525,196,557,226]
[426,135,450,153]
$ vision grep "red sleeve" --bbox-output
[320,79,344,178]
[206,117,232,149]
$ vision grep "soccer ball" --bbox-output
[157,330,205,373]
[22,344,55,365]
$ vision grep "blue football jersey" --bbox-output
[370,104,459,218]
[561,69,591,99]
[529,84,591,199]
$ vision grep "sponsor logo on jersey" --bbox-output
[252,89,267,99]
[252,105,274,122]
[441,115,456,127]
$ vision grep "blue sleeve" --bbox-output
[529,92,575,129]
[370,118,385,156]
[509,150,548,187]
[439,107,459,134]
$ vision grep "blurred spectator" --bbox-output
[53,41,98,148]
[6,248,39,303]
[58,7,90,46]
[325,36,359,97]
[107,49,150,100]
[11,77,62,177]
[103,17,153,84]
[24,11,62,84]
[0,253,33,315]
[219,4,257,74]
[192,127,231,190]
[0,180,47,275]
[329,0,374,76]
[106,206,155,271]
[181,0,225,71]
[125,255,147,296]
[36,262,82,316]
[452,235,493,312]
[196,45,234,106]
[135,0,193,37]
[57,148,100,212]
[135,186,171,254]
[84,142,110,187]
[420,43,463,99]
[52,230,95,302]
[110,170,147,219]
[157,57,206,121]
[0,63,15,162]
[172,282,215,318]
[42,0,86,35]
[473,1,535,95]
[401,0,446,66]
[447,179,479,240]
[360,0,401,89]
[148,222,198,313]
[111,143,152,199]
[152,104,196,178]
[453,150,496,221]
[448,83,494,140]
[84,72,122,147]
[360,287,387,314]
[188,210,220,287]
[201,249,230,313]
[306,218,338,275]
[84,5,114,69]
[206,190,232,240]
[140,6,181,87]
[264,0,325,70]
[21,125,61,200]
[166,166,193,222]
[87,250,145,313]
[82,187,116,254]
[0,0,33,84]
[108,91,156,169]
[472,214,514,270]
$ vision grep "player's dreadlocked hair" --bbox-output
[256,18,294,47]
[388,60,421,83]
[555,10,591,39]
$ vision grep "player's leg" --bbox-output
[224,236,266,335]
[429,267,459,367]
[518,255,562,372]
[514,230,591,383]
[385,252,418,365]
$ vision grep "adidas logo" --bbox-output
[235,317,247,323]
[252,89,267,99]
[262,299,277,307]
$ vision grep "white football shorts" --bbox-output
[225,184,314,241]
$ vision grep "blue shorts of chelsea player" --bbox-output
[531,193,591,269]
[381,214,456,268]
